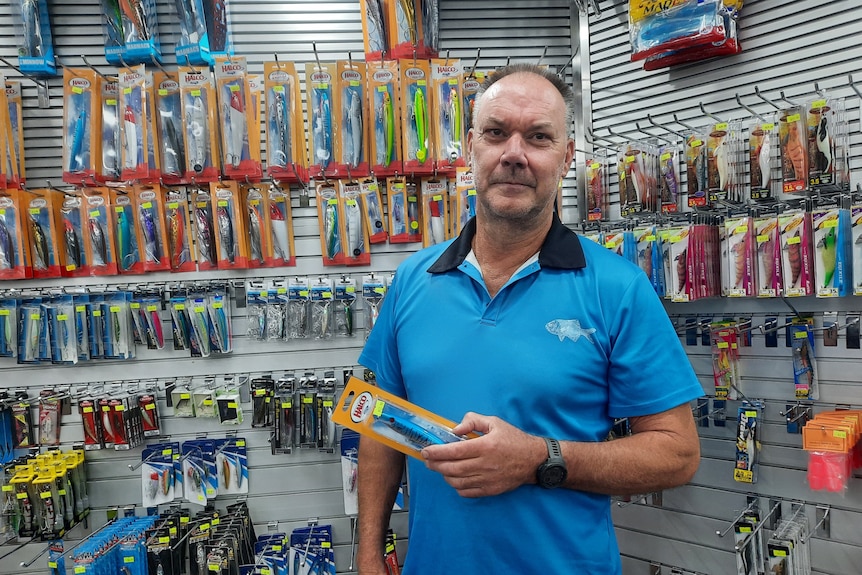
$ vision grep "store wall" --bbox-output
[586,1,862,573]
[0,1,579,574]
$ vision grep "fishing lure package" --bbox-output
[152,71,186,183]
[334,276,357,338]
[210,180,249,269]
[264,60,307,182]
[0,299,18,357]
[81,188,118,277]
[62,69,100,185]
[141,444,176,507]
[266,184,296,267]
[318,373,338,453]
[584,151,609,222]
[633,226,663,296]
[400,59,433,174]
[11,0,56,75]
[724,216,755,297]
[617,142,652,217]
[339,180,371,265]
[628,0,733,62]
[287,276,310,339]
[133,185,171,272]
[214,437,248,495]
[298,373,320,448]
[5,81,24,189]
[812,206,851,298]
[387,175,422,244]
[101,292,135,360]
[190,187,217,271]
[97,80,122,181]
[27,190,63,278]
[306,62,339,179]
[58,194,90,278]
[46,295,78,365]
[316,181,345,266]
[657,143,681,213]
[453,167,476,236]
[851,204,862,297]
[710,322,741,400]
[309,277,334,340]
[334,376,473,460]
[666,225,690,302]
[421,176,449,247]
[131,292,165,349]
[214,55,261,180]
[430,58,465,173]
[109,188,143,274]
[360,0,388,60]
[748,116,777,202]
[806,95,849,194]
[335,60,370,178]
[386,0,436,59]
[138,393,161,437]
[778,105,809,195]
[265,280,288,341]
[789,321,818,400]
[242,184,270,269]
[733,401,763,484]
[778,210,814,297]
[216,386,243,425]
[118,66,149,182]
[101,0,162,65]
[0,189,29,280]
[174,0,232,66]
[164,187,196,272]
[706,120,743,205]
[361,274,387,336]
[684,130,708,208]
[359,177,388,244]
[179,65,220,182]
[368,60,403,177]
[754,214,782,297]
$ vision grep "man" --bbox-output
[356,63,703,574]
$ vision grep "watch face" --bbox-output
[540,464,567,488]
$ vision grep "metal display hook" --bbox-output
[716,499,759,537]
[0,56,50,108]
[635,121,675,144]
[81,55,117,83]
[646,114,687,139]
[699,102,725,124]
[735,93,766,122]
[754,85,782,110]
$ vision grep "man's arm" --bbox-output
[356,436,405,574]
[421,403,700,498]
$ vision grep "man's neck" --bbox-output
[471,214,551,296]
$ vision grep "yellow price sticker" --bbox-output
[715,122,728,131]
[41,490,53,499]
[109,306,121,313]
[786,113,801,123]
[57,314,68,321]
[373,400,385,417]
[689,139,703,147]
[0,310,7,316]
[90,210,101,217]
[717,342,729,349]
[756,234,769,243]
[191,89,201,97]
[124,557,136,563]
[93,310,102,317]
[217,200,228,207]
[745,411,757,417]
[1,485,12,492]
[203,399,213,405]
[281,401,292,408]
[158,89,168,96]
[181,393,191,400]
[75,567,87,574]
[131,303,141,309]
[82,406,93,413]
[795,331,808,339]
[660,152,671,161]
[733,469,754,482]
[762,123,774,130]
[147,305,157,312]
[773,550,787,557]
[48,562,58,568]
[834,430,847,439]
[72,87,84,94]
[227,402,237,408]
[735,225,748,233]
[787,236,801,245]
[115,405,125,412]
[159,536,170,544]
[17,492,27,499]
[174,303,185,310]
[236,440,246,447]
[229,85,240,92]
[102,405,112,412]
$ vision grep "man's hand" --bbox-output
[421,412,545,498]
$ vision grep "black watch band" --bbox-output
[537,437,567,489]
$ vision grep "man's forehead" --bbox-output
[481,73,563,109]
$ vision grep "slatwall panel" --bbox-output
[0,2,579,574]
[585,1,862,573]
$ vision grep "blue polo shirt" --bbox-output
[359,215,704,575]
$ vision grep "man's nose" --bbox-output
[500,134,527,169]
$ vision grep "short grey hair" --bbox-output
[473,63,575,134]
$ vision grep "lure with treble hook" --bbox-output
[377,89,395,166]
[116,207,136,271]
[29,213,50,271]
[0,216,14,270]
[225,88,246,168]
[443,86,461,162]
[346,89,363,168]
[194,203,217,265]
[188,95,208,173]
[69,109,88,173]
[345,199,363,257]
[167,205,186,268]
[269,201,290,261]
[123,104,138,169]
[216,205,235,263]
[139,206,161,264]
[89,217,107,266]
[412,86,428,163]
[63,218,82,269]
[398,0,417,47]
[247,204,264,264]
[314,88,332,168]
[160,107,185,176]
[269,88,292,167]
[324,200,341,259]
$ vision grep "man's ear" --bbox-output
[562,138,575,179]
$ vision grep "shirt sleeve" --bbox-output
[357,273,407,398]
[605,272,706,418]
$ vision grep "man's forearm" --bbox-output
[356,437,405,567]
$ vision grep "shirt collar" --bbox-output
[427,214,587,273]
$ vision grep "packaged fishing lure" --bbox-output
[164,186,196,272]
[0,299,18,357]
[0,189,28,280]
[273,375,297,454]
[5,81,24,189]
[634,225,662,296]
[400,59,433,174]
[806,95,849,194]
[318,373,337,453]
[214,55,261,181]
[70,293,91,363]
[186,293,213,357]
[86,296,106,360]
[267,280,288,341]
[361,273,387,336]
[58,194,90,278]
[210,181,249,269]
[298,373,319,449]
[733,401,763,484]
[724,216,755,297]
[209,288,232,354]
[179,65,220,182]
[684,130,708,208]
[628,0,729,62]
[360,0,388,60]
[386,0,429,59]
[102,292,135,360]
[121,0,162,65]
[368,60,403,177]
[215,387,242,424]
[706,121,741,205]
[108,188,142,274]
[11,394,35,446]
[190,187,218,271]
[453,167,476,236]
[174,0,232,66]
[142,444,176,507]
[193,382,217,417]
[243,184,270,269]
[336,60,370,178]
[27,190,62,278]
[789,321,818,400]
[264,60,307,182]
[753,215,781,298]
[134,185,171,272]
[657,143,681,213]
[152,71,186,183]
[97,80,121,182]
[138,393,160,437]
[334,276,357,337]
[851,204,862,297]
[287,276,310,339]
[334,376,475,460]
[359,177,388,244]
[46,296,78,365]
[11,0,56,75]
[316,181,345,266]
[709,322,740,400]
[421,176,449,247]
[748,116,777,202]
[245,281,267,340]
[778,210,814,297]
[214,437,248,494]
[584,152,608,222]
[266,184,296,267]
[430,58,465,173]
[250,376,274,426]
[778,105,808,195]
[131,292,165,349]
[812,206,851,298]
[306,62,339,179]
[666,225,691,302]
[310,277,334,340]
[618,143,645,217]
[62,69,100,185]
[339,180,371,265]
[118,65,148,182]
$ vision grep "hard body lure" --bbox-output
[714,139,730,192]
[188,96,208,173]
[345,199,362,257]
[365,0,385,52]
[140,207,161,263]
[216,205,235,263]
[269,202,289,260]
[69,109,88,172]
[120,0,149,40]
[378,90,395,166]
[247,205,264,263]
[816,114,832,173]
[324,200,341,259]
[374,402,464,450]
[161,110,185,176]
[398,0,417,46]
[412,87,428,163]
[21,0,43,57]
[30,214,49,270]
[314,89,332,168]
[269,89,291,166]
[63,219,82,268]
[123,104,138,169]
[167,206,186,267]
[207,0,228,51]
[103,100,121,178]
[785,231,801,288]
[757,131,771,191]
[116,208,135,270]
[194,204,217,264]
[661,153,678,206]
[587,160,603,212]
[818,227,837,288]
[443,86,461,161]
[390,193,406,235]
[225,90,246,168]
[0,217,13,269]
[347,89,363,167]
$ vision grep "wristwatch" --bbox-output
[536,437,567,489]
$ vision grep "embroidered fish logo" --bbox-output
[545,319,596,344]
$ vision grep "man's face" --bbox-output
[467,73,574,224]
